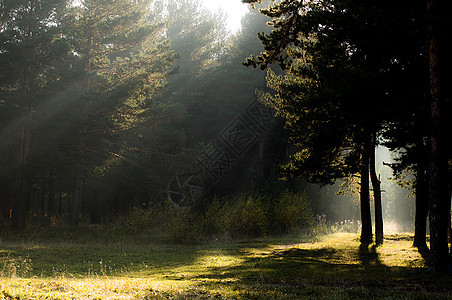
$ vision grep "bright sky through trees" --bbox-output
[201,0,250,32]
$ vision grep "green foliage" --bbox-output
[168,209,205,244]
[239,194,270,236]
[274,190,312,233]
[204,196,238,239]
[109,190,312,242]
[119,207,154,234]
[0,0,285,230]
[205,190,313,239]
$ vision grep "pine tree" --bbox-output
[243,0,429,244]
[58,0,177,225]
[0,0,69,230]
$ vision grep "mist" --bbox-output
[2,0,452,297]
[0,0,444,243]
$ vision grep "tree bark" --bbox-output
[370,136,383,245]
[11,108,32,231]
[427,0,449,273]
[12,174,27,231]
[88,190,102,224]
[70,126,87,227]
[70,173,84,227]
[413,140,429,248]
[360,133,373,244]
[47,178,55,215]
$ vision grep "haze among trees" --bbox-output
[244,0,451,272]
[0,0,451,290]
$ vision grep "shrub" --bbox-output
[273,190,313,233]
[108,189,314,241]
[122,207,152,233]
[169,209,204,244]
[240,194,270,237]
[204,196,238,240]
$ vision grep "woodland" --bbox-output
[0,0,452,296]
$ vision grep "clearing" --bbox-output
[1,230,451,299]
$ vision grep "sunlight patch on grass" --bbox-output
[0,277,181,299]
[194,251,245,271]
[0,232,449,299]
[0,277,246,299]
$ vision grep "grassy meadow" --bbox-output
[1,227,451,299]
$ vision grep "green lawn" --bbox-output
[1,229,451,299]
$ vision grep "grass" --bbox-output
[1,228,451,299]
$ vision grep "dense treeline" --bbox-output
[1,0,451,273]
[0,0,288,230]
[245,0,451,272]
[0,0,178,229]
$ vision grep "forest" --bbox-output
[1,0,452,298]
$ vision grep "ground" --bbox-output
[1,229,451,299]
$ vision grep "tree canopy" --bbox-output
[243,0,451,270]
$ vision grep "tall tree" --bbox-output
[370,134,383,245]
[426,0,450,272]
[151,0,230,145]
[60,0,177,225]
[0,0,69,230]
[244,0,429,244]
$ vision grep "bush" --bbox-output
[169,209,204,244]
[273,190,313,234]
[240,194,270,237]
[204,196,238,240]
[122,207,152,233]
[205,190,312,238]
[108,189,314,241]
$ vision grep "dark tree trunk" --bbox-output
[88,190,102,224]
[58,191,63,216]
[12,115,32,231]
[413,141,429,248]
[360,134,373,244]
[427,0,449,273]
[70,173,84,227]
[47,179,55,215]
[370,136,383,245]
[449,189,452,263]
[11,174,28,231]
[0,179,10,219]
[40,181,46,213]
[70,126,87,227]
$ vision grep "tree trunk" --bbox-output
[413,141,429,248]
[11,110,32,231]
[47,178,55,215]
[70,126,87,227]
[40,181,46,213]
[70,173,84,227]
[88,190,102,224]
[58,191,63,216]
[370,137,383,245]
[12,174,27,231]
[427,0,449,273]
[0,178,10,219]
[360,133,373,244]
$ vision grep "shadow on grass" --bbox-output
[2,231,452,299]
[0,229,285,279]
[191,240,452,298]
[358,243,382,266]
[416,244,431,262]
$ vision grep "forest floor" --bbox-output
[0,228,451,299]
